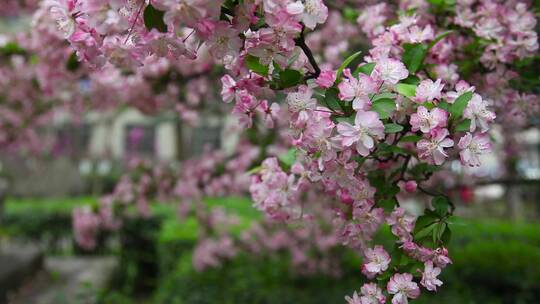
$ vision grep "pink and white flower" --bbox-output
[417,128,454,165]
[387,273,421,304]
[387,207,415,241]
[458,133,492,167]
[221,75,237,103]
[362,245,391,278]
[410,106,448,133]
[463,94,496,133]
[286,85,317,122]
[372,58,409,85]
[338,69,378,110]
[359,283,386,304]
[336,110,385,156]
[293,0,328,30]
[420,261,443,291]
[414,79,444,103]
[315,70,336,88]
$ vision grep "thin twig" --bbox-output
[294,26,321,80]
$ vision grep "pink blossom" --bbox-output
[417,128,454,165]
[336,110,385,156]
[345,291,362,304]
[338,69,378,110]
[458,133,492,167]
[410,106,448,133]
[315,70,336,88]
[48,0,79,38]
[387,273,421,304]
[420,261,443,291]
[414,79,444,103]
[405,25,435,43]
[72,206,100,250]
[372,58,409,85]
[206,21,242,60]
[362,245,391,278]
[445,81,474,104]
[221,75,237,103]
[286,85,317,122]
[293,0,328,30]
[463,94,496,133]
[387,207,415,241]
[398,180,417,193]
[359,283,386,304]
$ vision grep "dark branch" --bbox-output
[295,26,321,80]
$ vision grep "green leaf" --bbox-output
[343,7,359,23]
[371,92,396,102]
[433,222,447,244]
[415,222,437,241]
[371,98,396,119]
[245,55,269,76]
[376,143,411,156]
[336,51,362,80]
[402,43,428,73]
[384,123,404,133]
[334,116,355,124]
[0,42,26,56]
[399,135,422,143]
[455,119,471,132]
[354,62,376,76]
[323,88,342,111]
[437,101,450,111]
[144,4,167,33]
[440,225,452,244]
[449,91,473,119]
[379,198,398,213]
[409,163,440,179]
[396,83,417,98]
[279,69,303,88]
[432,196,450,217]
[414,214,437,234]
[278,149,296,169]
[401,75,421,85]
[66,52,80,72]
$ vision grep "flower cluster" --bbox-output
[42,0,539,303]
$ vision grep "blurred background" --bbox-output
[0,2,540,304]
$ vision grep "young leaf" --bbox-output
[432,196,450,217]
[245,55,269,76]
[324,88,342,111]
[455,119,471,132]
[371,98,396,119]
[384,123,404,133]
[415,223,437,241]
[66,52,80,71]
[449,91,473,119]
[354,62,376,76]
[371,92,396,102]
[396,83,417,98]
[441,226,452,244]
[402,43,428,73]
[414,214,437,234]
[144,4,167,33]
[336,51,362,80]
[279,69,303,88]
[399,135,422,143]
[278,149,296,169]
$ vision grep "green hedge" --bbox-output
[4,197,540,303]
[153,219,540,304]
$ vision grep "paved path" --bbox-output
[8,256,118,304]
